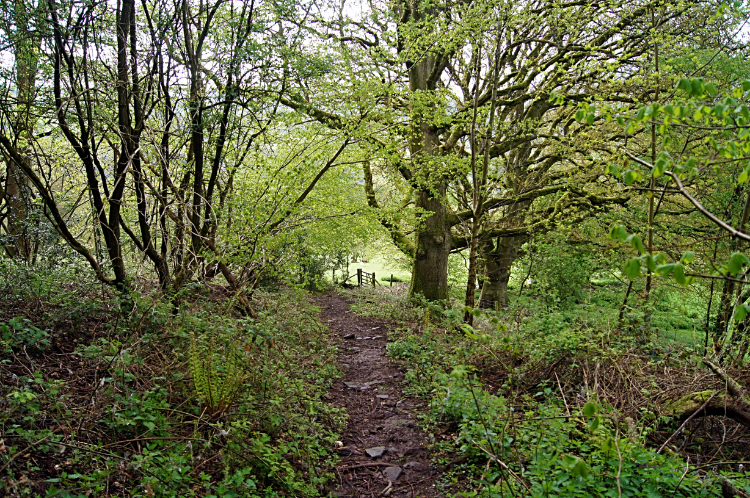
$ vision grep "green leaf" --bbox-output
[589,416,600,431]
[673,263,687,286]
[624,258,640,280]
[645,254,656,272]
[654,152,670,177]
[573,459,589,479]
[606,163,620,176]
[676,78,691,93]
[609,225,628,243]
[681,251,695,264]
[586,112,595,125]
[583,401,598,418]
[625,234,645,254]
[622,170,639,185]
[655,263,675,277]
[705,82,718,96]
[735,304,748,323]
[575,109,585,122]
[727,252,750,275]
[742,80,750,92]
[691,78,704,97]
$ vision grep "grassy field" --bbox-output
[336,255,412,284]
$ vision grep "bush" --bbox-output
[526,234,596,309]
[0,317,50,352]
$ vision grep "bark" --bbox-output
[410,187,451,300]
[478,234,528,308]
[3,0,40,262]
[3,160,32,260]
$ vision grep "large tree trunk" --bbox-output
[3,0,40,262]
[478,234,528,308]
[410,187,451,300]
[3,161,33,260]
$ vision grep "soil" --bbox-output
[316,292,446,498]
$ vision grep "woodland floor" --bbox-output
[317,292,445,498]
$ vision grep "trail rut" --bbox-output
[317,292,444,498]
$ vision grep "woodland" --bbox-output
[2,0,750,496]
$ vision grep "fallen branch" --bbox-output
[661,358,750,430]
[658,391,718,454]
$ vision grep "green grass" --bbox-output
[335,255,411,284]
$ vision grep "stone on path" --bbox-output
[365,446,386,458]
[383,466,402,482]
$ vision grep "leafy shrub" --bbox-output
[434,376,722,497]
[527,234,596,308]
[381,274,406,283]
[0,316,50,351]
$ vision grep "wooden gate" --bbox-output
[357,268,376,287]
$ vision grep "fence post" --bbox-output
[372,272,376,287]
[390,274,393,287]
[357,268,362,287]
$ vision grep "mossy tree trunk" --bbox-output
[478,234,528,308]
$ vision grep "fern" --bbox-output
[190,332,248,418]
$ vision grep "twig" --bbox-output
[555,372,570,416]
[337,462,399,471]
[0,432,55,475]
[657,390,719,454]
[703,357,746,400]
[614,429,623,498]
[689,460,750,472]
[380,481,393,496]
[624,152,750,243]
[470,439,530,490]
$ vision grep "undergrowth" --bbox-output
[346,285,750,498]
[0,261,344,497]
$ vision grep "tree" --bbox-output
[280,0,712,302]
[0,0,317,298]
[604,74,750,363]
[0,0,45,262]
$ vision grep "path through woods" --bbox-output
[316,292,445,498]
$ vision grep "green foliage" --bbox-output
[524,235,596,308]
[0,281,343,497]
[0,316,50,352]
[433,378,721,498]
[190,333,249,418]
[381,274,406,283]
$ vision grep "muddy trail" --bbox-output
[316,292,445,498]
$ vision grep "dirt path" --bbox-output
[317,292,444,498]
